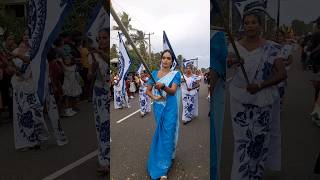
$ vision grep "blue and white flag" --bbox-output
[183,59,194,68]
[85,3,109,48]
[163,31,178,70]
[28,0,73,104]
[137,63,145,75]
[118,33,132,95]
[233,0,268,19]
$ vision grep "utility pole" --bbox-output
[277,0,280,30]
[144,32,154,63]
[229,0,233,34]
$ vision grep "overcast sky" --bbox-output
[110,0,210,68]
[110,0,320,69]
[267,0,319,25]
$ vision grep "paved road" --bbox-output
[220,48,320,180]
[0,100,109,180]
[110,82,210,179]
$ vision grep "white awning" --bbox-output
[111,58,118,63]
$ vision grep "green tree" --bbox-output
[201,68,207,73]
[110,44,118,59]
[62,0,99,33]
[112,12,134,32]
[0,3,26,42]
[291,19,313,36]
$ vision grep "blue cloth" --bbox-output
[211,31,228,79]
[210,30,227,180]
[147,70,181,179]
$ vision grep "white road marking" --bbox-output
[116,102,153,124]
[42,150,98,180]
[116,109,141,124]
[42,102,151,179]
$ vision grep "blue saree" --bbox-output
[147,70,181,179]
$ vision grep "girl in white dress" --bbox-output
[61,55,82,116]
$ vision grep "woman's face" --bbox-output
[243,15,261,38]
[22,30,28,42]
[185,66,192,74]
[161,51,172,69]
[277,33,285,43]
[6,34,15,46]
[98,30,108,49]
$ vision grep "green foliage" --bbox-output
[112,12,133,31]
[62,0,100,33]
[110,44,118,59]
[201,68,208,73]
[291,19,313,36]
[0,3,26,43]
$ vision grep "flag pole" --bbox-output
[163,31,189,89]
[110,2,164,95]
[213,0,250,84]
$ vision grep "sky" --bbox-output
[110,0,210,69]
[267,0,320,25]
[110,0,320,69]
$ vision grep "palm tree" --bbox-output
[131,30,149,61]
[112,12,134,32]
[131,30,147,47]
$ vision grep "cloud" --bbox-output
[111,0,210,68]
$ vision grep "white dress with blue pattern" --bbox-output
[12,49,49,149]
[181,74,199,122]
[89,53,110,167]
[228,41,282,180]
[139,78,151,115]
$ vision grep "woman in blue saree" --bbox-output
[146,49,181,180]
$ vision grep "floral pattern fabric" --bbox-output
[139,80,151,115]
[229,41,282,180]
[12,75,49,150]
[231,100,272,180]
[91,53,110,167]
[181,75,199,122]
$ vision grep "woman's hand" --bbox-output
[153,95,164,101]
[228,58,244,66]
[154,82,164,90]
[246,83,260,94]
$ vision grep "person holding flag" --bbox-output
[113,73,125,109]
[11,30,50,151]
[227,11,286,180]
[137,69,151,117]
[146,49,181,180]
[87,28,110,174]
[113,33,131,110]
[181,63,200,124]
